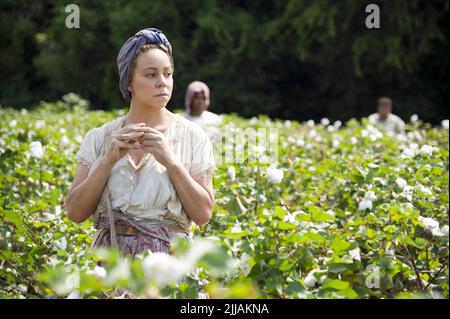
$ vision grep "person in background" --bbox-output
[368,96,405,135]
[183,81,222,128]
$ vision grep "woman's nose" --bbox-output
[156,74,167,87]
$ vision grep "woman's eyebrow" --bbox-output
[143,66,172,71]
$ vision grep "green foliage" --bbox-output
[0,103,448,298]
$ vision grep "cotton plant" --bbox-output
[266,166,284,184]
[418,216,448,237]
[29,141,44,158]
[358,191,377,211]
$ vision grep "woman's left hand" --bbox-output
[139,127,177,168]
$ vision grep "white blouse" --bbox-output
[74,114,216,229]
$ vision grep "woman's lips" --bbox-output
[155,93,169,97]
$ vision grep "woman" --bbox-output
[183,81,222,128]
[65,28,216,257]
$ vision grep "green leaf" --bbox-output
[331,238,351,253]
[321,279,350,290]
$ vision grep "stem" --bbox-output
[404,244,425,291]
[425,262,448,290]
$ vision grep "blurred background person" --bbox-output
[183,81,222,128]
[368,96,405,135]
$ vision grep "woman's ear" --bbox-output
[128,84,133,93]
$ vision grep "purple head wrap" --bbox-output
[117,28,173,100]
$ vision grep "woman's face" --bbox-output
[190,91,207,116]
[128,48,173,108]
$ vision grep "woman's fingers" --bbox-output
[141,140,161,147]
[112,132,144,142]
[112,139,138,150]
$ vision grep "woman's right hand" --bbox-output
[103,123,147,165]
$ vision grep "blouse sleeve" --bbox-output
[74,128,98,168]
[189,130,216,180]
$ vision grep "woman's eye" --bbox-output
[165,73,172,77]
[146,74,155,77]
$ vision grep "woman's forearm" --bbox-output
[166,161,213,226]
[65,157,114,223]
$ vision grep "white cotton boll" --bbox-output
[441,119,449,130]
[29,141,44,158]
[306,120,315,127]
[332,140,340,148]
[9,119,17,127]
[416,185,432,196]
[55,237,67,250]
[349,247,361,261]
[60,135,70,147]
[361,129,369,138]
[181,239,218,272]
[284,211,301,224]
[142,253,186,286]
[258,194,267,203]
[327,125,335,132]
[297,139,305,146]
[420,145,434,156]
[369,130,383,141]
[59,128,67,134]
[75,135,83,144]
[395,178,407,189]
[350,137,358,144]
[249,117,258,125]
[253,145,265,156]
[401,186,414,201]
[326,209,336,217]
[358,200,372,211]
[401,148,416,159]
[304,270,318,288]
[321,118,330,126]
[66,290,82,299]
[308,129,317,138]
[314,135,322,143]
[285,120,292,128]
[333,121,342,129]
[287,136,296,144]
[231,225,243,233]
[266,167,283,184]
[396,134,407,142]
[418,216,440,235]
[440,225,449,236]
[35,120,45,129]
[305,143,312,150]
[410,114,419,123]
[94,266,107,279]
[227,166,236,181]
[365,191,377,201]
